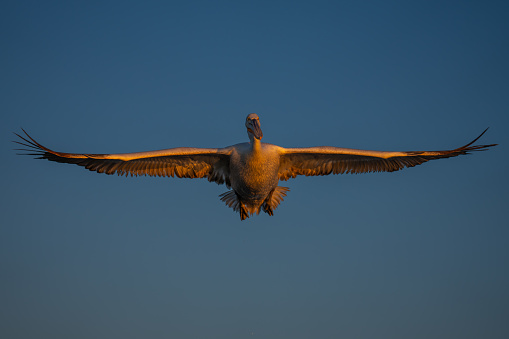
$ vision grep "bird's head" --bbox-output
[245,113,263,140]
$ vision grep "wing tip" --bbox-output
[463,127,497,152]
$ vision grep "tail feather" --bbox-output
[220,186,290,220]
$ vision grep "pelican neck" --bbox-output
[250,137,262,152]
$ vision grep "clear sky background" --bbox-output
[1,1,508,338]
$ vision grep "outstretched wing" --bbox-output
[278,129,496,180]
[14,129,232,186]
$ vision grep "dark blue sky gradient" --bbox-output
[1,1,508,338]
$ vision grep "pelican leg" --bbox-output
[263,204,274,216]
[239,201,249,220]
[262,193,274,216]
[262,186,289,216]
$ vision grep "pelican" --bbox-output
[14,114,496,220]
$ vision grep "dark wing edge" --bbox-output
[13,129,232,186]
[278,128,497,180]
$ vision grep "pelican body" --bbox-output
[15,114,496,220]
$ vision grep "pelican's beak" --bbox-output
[251,120,263,140]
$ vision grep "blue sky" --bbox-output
[1,1,508,338]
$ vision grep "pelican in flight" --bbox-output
[15,114,496,220]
